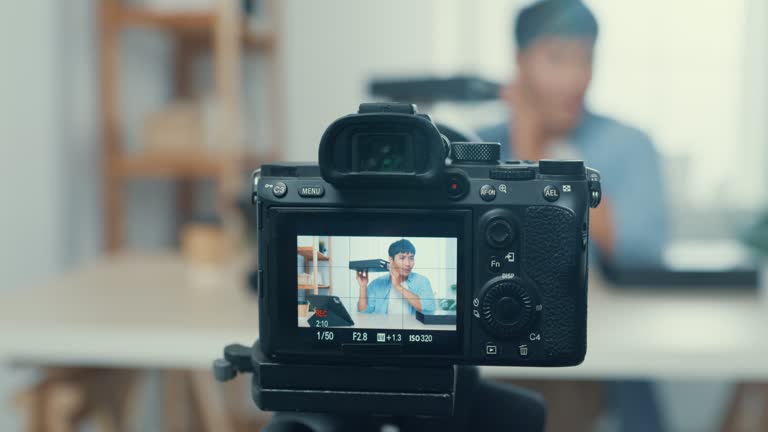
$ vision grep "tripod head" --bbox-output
[214,341,546,432]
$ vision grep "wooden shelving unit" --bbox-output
[297,247,330,262]
[116,8,216,30]
[114,7,277,50]
[298,284,330,290]
[114,151,271,178]
[297,239,332,295]
[99,0,282,251]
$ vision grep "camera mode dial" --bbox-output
[478,278,535,339]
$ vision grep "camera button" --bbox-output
[479,184,497,201]
[272,182,288,198]
[542,185,560,202]
[446,174,469,199]
[488,257,503,273]
[485,344,499,356]
[298,185,325,198]
[486,219,515,248]
[496,296,523,323]
[518,344,530,358]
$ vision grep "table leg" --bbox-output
[188,370,237,432]
[720,382,768,431]
[604,380,666,432]
[13,385,48,432]
[14,368,241,432]
[163,370,191,432]
[45,382,85,432]
[499,379,603,431]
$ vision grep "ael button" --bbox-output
[542,185,560,202]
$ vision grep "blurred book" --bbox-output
[369,75,500,104]
[349,259,389,273]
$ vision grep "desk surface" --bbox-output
[1,253,767,380]
[0,254,259,369]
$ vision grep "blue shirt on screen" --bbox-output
[477,111,667,267]
[360,272,436,315]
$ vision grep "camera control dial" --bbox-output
[478,278,536,339]
[450,142,500,163]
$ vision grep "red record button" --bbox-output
[447,175,468,199]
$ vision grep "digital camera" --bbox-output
[253,103,602,366]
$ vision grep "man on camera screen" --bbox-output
[355,239,436,315]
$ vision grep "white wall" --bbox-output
[0,2,64,429]
[58,0,179,259]
[278,0,447,162]
[0,0,63,289]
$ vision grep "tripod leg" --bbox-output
[263,412,347,432]
[606,380,666,432]
[452,367,547,432]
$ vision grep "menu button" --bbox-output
[298,185,325,198]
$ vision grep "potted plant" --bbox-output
[439,284,458,311]
[318,240,327,254]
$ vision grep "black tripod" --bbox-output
[214,342,546,432]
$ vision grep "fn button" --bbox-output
[488,257,503,273]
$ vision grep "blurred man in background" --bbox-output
[478,1,668,430]
[479,0,666,268]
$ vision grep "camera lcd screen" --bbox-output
[269,209,467,357]
[296,236,458,333]
[355,133,411,172]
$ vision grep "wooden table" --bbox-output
[0,253,260,432]
[0,254,258,370]
[2,253,767,430]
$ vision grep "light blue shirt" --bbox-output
[478,111,667,267]
[360,272,436,315]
